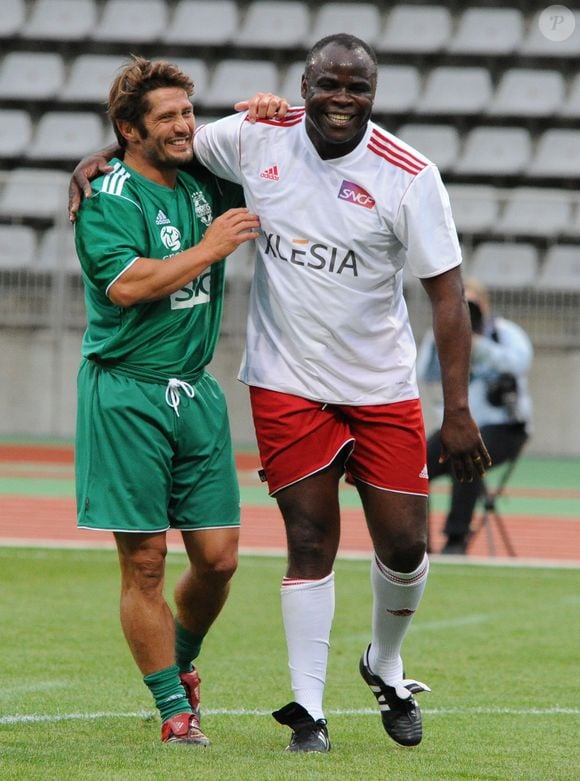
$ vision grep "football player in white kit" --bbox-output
[69,36,490,754]
[193,34,490,753]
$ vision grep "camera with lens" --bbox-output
[486,372,518,410]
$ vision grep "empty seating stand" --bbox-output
[236,2,310,48]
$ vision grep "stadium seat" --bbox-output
[0,110,33,158]
[488,69,566,118]
[91,0,167,42]
[0,225,37,271]
[21,0,97,40]
[495,188,573,239]
[168,58,209,104]
[308,3,382,46]
[0,0,26,37]
[415,67,492,116]
[529,129,580,179]
[236,1,310,48]
[26,112,105,162]
[559,72,580,117]
[36,226,80,275]
[454,127,532,177]
[0,168,69,220]
[60,54,128,104]
[448,7,524,55]
[537,245,580,291]
[279,62,306,106]
[377,5,452,54]
[0,52,65,100]
[469,242,539,288]
[164,0,239,46]
[396,124,460,172]
[373,65,421,115]
[520,10,580,57]
[203,60,279,111]
[445,184,500,235]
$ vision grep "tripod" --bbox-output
[467,457,520,557]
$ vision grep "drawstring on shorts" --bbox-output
[165,378,195,416]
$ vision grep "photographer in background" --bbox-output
[418,278,533,555]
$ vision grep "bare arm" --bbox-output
[108,207,259,308]
[421,267,492,482]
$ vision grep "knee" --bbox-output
[120,545,167,595]
[197,548,238,585]
[377,526,427,573]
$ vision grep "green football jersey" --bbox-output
[74,159,243,382]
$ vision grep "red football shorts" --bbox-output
[249,386,429,496]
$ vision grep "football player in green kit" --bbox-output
[74,56,283,746]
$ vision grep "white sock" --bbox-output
[280,571,335,721]
[368,554,429,684]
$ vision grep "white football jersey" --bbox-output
[194,110,461,404]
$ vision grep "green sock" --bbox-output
[175,620,205,673]
[143,664,191,722]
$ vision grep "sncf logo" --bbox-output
[338,180,376,209]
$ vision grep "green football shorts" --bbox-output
[75,359,240,533]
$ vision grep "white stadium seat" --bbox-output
[537,245,580,291]
[396,124,460,172]
[495,188,573,239]
[236,2,310,48]
[488,69,566,118]
[279,62,306,107]
[559,72,580,117]
[0,225,37,271]
[446,184,501,235]
[21,0,97,40]
[469,242,539,288]
[378,5,452,54]
[448,8,524,55]
[520,10,580,57]
[454,127,532,177]
[416,67,492,115]
[0,168,69,220]
[91,0,167,42]
[0,52,65,100]
[373,66,421,115]
[0,0,26,37]
[0,110,33,158]
[61,55,128,103]
[308,3,383,46]
[169,59,210,104]
[203,60,279,111]
[26,112,105,162]
[529,129,580,179]
[36,227,81,275]
[164,1,239,46]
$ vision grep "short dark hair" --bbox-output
[107,56,194,149]
[305,34,378,78]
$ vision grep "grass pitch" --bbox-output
[0,547,578,781]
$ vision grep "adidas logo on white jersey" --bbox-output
[260,165,280,181]
[155,209,170,225]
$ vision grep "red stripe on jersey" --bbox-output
[371,128,427,168]
[368,130,427,175]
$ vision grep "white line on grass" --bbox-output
[2,706,579,726]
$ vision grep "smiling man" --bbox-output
[73,56,263,747]
[193,34,490,753]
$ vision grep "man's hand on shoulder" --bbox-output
[234,92,289,123]
[68,143,121,223]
